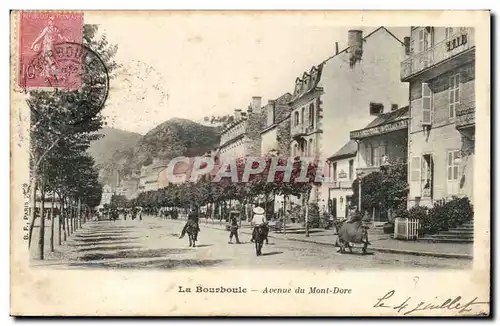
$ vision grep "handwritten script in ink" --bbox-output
[373,290,489,316]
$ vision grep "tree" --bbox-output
[27,24,119,259]
[351,161,408,222]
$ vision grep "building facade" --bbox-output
[218,96,263,163]
[288,27,409,204]
[326,140,357,219]
[260,93,293,156]
[401,26,475,207]
[350,106,409,224]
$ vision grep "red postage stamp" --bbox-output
[19,11,84,89]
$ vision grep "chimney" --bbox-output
[251,96,262,114]
[335,42,339,55]
[404,36,411,55]
[348,30,363,67]
[234,109,242,120]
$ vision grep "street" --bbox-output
[32,216,471,270]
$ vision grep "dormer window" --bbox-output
[369,102,384,115]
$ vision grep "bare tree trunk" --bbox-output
[70,200,74,233]
[77,198,82,229]
[305,188,311,237]
[50,192,55,252]
[58,193,63,245]
[65,198,70,238]
[28,174,37,248]
[283,195,287,234]
[38,189,46,260]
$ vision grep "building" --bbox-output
[260,93,293,157]
[326,140,357,219]
[288,27,409,204]
[98,184,113,208]
[400,27,475,207]
[116,178,139,200]
[218,96,263,163]
[350,106,409,223]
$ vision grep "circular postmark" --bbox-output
[23,42,110,127]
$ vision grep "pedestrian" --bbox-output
[228,215,241,244]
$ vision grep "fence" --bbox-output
[394,218,420,240]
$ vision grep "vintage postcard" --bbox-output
[10,10,491,316]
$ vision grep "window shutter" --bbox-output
[422,83,432,125]
[410,156,422,197]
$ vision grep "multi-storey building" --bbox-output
[218,96,263,163]
[326,140,357,219]
[401,27,475,207]
[288,27,409,203]
[349,105,409,223]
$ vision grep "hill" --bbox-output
[92,118,221,186]
[87,127,142,168]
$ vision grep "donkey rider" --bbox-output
[179,208,201,241]
[251,206,269,244]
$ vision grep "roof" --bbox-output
[328,140,357,161]
[364,106,409,129]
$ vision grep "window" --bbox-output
[308,139,313,156]
[449,73,460,118]
[445,27,454,40]
[294,111,299,126]
[422,82,433,125]
[378,142,387,166]
[365,144,373,167]
[332,162,337,181]
[348,160,354,180]
[293,144,298,156]
[369,103,384,115]
[308,103,315,128]
[301,107,305,125]
[421,154,434,198]
[418,28,431,52]
[267,106,274,127]
[447,150,460,181]
[391,104,399,111]
[417,28,433,67]
[410,156,422,197]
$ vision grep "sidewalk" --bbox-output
[194,217,473,260]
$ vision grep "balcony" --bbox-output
[329,180,354,189]
[291,124,306,141]
[356,166,381,176]
[401,28,475,81]
[456,106,475,130]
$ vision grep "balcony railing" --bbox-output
[456,107,475,129]
[356,166,381,176]
[291,124,306,139]
[329,180,354,189]
[401,27,475,81]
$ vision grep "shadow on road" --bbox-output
[69,258,226,270]
[79,248,192,261]
[69,240,136,248]
[71,236,140,243]
[261,251,283,256]
[76,245,143,253]
[191,244,213,248]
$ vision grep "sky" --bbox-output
[86,12,409,135]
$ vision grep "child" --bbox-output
[228,216,241,244]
